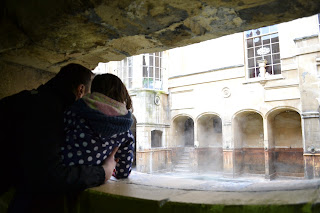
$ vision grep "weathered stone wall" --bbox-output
[0,61,55,99]
[1,0,320,74]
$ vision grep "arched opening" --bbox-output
[271,110,304,178]
[233,111,265,176]
[171,115,195,173]
[171,115,195,147]
[197,114,223,172]
[184,118,194,147]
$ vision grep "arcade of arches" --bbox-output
[131,108,305,179]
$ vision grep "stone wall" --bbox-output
[0,61,55,99]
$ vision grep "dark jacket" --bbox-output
[0,77,106,195]
[61,99,134,179]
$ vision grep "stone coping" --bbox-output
[2,171,320,212]
[88,171,320,208]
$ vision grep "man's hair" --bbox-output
[91,73,132,110]
[55,63,94,93]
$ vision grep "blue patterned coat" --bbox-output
[61,99,134,179]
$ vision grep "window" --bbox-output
[245,25,281,78]
[118,57,133,89]
[318,14,320,32]
[151,130,162,148]
[142,52,163,90]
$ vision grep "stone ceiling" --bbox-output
[1,0,320,73]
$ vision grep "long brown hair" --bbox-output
[91,73,132,110]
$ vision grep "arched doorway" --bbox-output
[233,111,265,175]
[271,110,304,177]
[184,118,194,147]
[197,114,223,172]
[171,115,195,147]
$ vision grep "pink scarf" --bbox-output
[82,92,128,116]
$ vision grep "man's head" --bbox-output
[55,63,94,100]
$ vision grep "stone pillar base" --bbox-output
[223,150,234,177]
[304,154,320,179]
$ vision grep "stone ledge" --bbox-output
[82,172,320,212]
[2,172,320,212]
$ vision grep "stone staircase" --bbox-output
[173,148,193,173]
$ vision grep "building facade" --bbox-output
[94,14,320,179]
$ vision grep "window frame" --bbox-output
[118,57,133,89]
[245,25,282,79]
[142,52,163,90]
[151,130,163,148]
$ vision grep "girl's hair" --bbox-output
[91,73,132,110]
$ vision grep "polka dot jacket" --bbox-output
[60,99,134,179]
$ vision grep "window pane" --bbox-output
[272,54,280,64]
[149,67,153,77]
[265,45,271,55]
[247,38,253,48]
[256,68,260,77]
[262,35,270,45]
[272,43,280,53]
[255,47,262,57]
[246,30,253,38]
[155,67,160,78]
[248,58,255,68]
[270,25,278,33]
[249,68,255,78]
[143,78,148,88]
[270,33,279,43]
[143,55,146,66]
[128,78,132,88]
[273,64,281,75]
[143,67,148,77]
[261,26,269,34]
[155,57,159,67]
[149,55,154,66]
[128,57,133,66]
[266,65,272,75]
[148,78,153,89]
[254,37,262,46]
[248,48,254,58]
[123,66,127,80]
[253,29,261,37]
[264,55,271,64]
[255,56,262,66]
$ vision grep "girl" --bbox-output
[60,73,134,179]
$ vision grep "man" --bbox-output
[0,63,117,212]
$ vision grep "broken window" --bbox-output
[245,25,281,78]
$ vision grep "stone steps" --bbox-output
[173,148,193,173]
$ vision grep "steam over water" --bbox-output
[166,110,304,180]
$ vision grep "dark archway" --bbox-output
[184,118,194,147]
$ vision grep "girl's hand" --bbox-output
[102,147,119,181]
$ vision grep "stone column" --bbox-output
[222,120,235,177]
[301,112,320,178]
[194,121,199,147]
[263,118,276,180]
